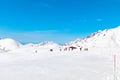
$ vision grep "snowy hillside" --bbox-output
[66,26,120,48]
[0,38,22,51]
[10,41,62,54]
[0,38,62,52]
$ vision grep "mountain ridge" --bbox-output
[1,26,120,51]
[66,26,120,48]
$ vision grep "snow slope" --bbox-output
[66,26,120,48]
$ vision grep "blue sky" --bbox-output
[0,0,120,44]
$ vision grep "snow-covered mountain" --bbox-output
[0,38,22,51]
[15,41,62,53]
[23,41,61,49]
[39,41,61,48]
[65,26,120,48]
[0,38,61,52]
[1,26,120,52]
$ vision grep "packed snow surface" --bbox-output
[0,50,120,80]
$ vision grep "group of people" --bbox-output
[48,46,88,52]
[34,47,88,53]
[63,47,88,51]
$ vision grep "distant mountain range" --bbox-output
[1,26,120,51]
